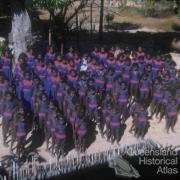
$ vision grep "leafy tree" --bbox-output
[32,0,89,45]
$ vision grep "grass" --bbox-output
[113,6,180,32]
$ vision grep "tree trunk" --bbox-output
[10,0,32,63]
[99,0,104,41]
[49,13,52,46]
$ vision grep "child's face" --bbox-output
[94,47,98,51]
[134,66,138,71]
[0,76,3,81]
[101,48,105,53]
[121,83,126,89]
[89,80,93,86]
[25,73,30,79]
[87,56,91,62]
[111,47,115,51]
[49,102,54,109]
[38,85,44,91]
[42,95,47,101]
[69,47,73,52]
[38,54,42,59]
[71,71,76,76]
[70,61,74,66]
[6,94,12,101]
[106,94,110,99]
[48,63,53,68]
[155,80,159,85]
[57,56,61,61]
[81,75,86,80]
[138,47,142,52]
[49,47,54,53]
[178,71,180,76]
[107,105,111,110]
[70,91,75,97]
[5,51,9,57]
[100,64,103,69]
[90,90,95,95]
[165,75,169,80]
[34,78,39,84]
[171,100,176,105]
[4,80,8,84]
[109,69,113,74]
[147,66,152,71]
[29,49,33,54]
[143,76,147,80]
[19,108,24,114]
[52,71,57,76]
[126,60,130,66]
[53,112,57,118]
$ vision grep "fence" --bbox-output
[3,139,166,180]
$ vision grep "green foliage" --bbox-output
[33,0,70,10]
[144,0,155,17]
[0,41,5,58]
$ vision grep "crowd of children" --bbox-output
[0,45,179,158]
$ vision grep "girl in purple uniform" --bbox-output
[159,86,171,123]
[1,51,13,83]
[78,72,88,105]
[35,60,47,83]
[1,93,16,147]
[56,78,65,112]
[139,74,152,104]
[76,118,87,153]
[166,99,178,134]
[49,70,60,100]
[45,101,56,151]
[135,106,148,139]
[75,109,87,153]
[26,48,35,72]
[21,71,33,111]
[114,55,125,77]
[105,68,115,93]
[55,116,67,157]
[112,76,122,104]
[110,107,122,144]
[15,107,27,157]
[45,46,56,64]
[130,64,140,101]
[36,93,49,130]
[95,63,106,99]
[86,88,98,119]
[102,103,112,141]
[150,79,163,117]
[118,82,129,119]
[98,47,108,63]
[122,58,131,84]
[67,70,78,89]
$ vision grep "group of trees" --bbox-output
[1,0,180,59]
[0,0,105,41]
[0,0,97,57]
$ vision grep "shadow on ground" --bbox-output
[105,22,141,31]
